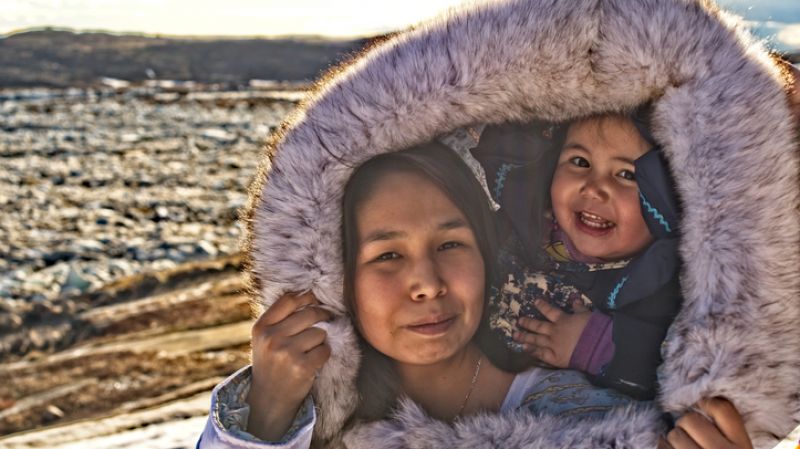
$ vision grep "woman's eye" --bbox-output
[375,252,400,262]
[568,156,590,168]
[439,241,462,251]
[617,169,636,181]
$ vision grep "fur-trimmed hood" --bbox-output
[244,0,800,447]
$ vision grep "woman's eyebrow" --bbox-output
[361,218,467,244]
[361,230,405,244]
[439,218,468,230]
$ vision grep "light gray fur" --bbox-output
[342,398,667,449]
[247,0,800,447]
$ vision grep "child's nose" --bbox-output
[580,176,610,200]
[408,257,447,301]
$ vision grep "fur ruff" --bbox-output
[244,0,800,447]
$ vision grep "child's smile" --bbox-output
[576,210,615,232]
[550,115,653,261]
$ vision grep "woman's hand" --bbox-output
[246,292,333,441]
[658,398,753,449]
[513,298,591,368]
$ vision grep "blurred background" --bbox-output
[0,1,798,448]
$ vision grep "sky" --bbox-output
[2,0,799,52]
[1,0,465,38]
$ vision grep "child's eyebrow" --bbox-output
[563,143,635,165]
[562,142,588,152]
[611,156,635,165]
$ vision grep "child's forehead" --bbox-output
[564,114,649,155]
[568,114,637,134]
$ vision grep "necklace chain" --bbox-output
[456,354,482,417]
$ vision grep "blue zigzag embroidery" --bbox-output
[494,163,518,201]
[607,276,628,309]
[639,192,672,233]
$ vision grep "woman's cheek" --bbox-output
[444,252,486,311]
[353,269,396,344]
[355,267,398,307]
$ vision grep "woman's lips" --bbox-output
[406,316,456,335]
[575,211,615,236]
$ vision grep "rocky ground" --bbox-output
[0,81,303,359]
[0,255,254,447]
[0,82,296,446]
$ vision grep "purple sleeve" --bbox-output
[569,312,614,375]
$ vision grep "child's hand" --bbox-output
[658,398,752,449]
[246,292,332,441]
[513,298,591,368]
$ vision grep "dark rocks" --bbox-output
[42,251,78,266]
[1,83,300,356]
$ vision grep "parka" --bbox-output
[205,0,800,447]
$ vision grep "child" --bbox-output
[473,111,682,400]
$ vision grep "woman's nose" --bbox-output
[408,258,447,301]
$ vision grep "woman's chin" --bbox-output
[391,337,472,367]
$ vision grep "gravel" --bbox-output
[0,82,301,342]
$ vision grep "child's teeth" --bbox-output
[580,212,614,229]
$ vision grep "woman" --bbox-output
[203,0,799,447]
[203,142,687,448]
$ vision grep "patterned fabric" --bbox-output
[212,366,315,446]
[489,266,590,352]
[488,234,628,352]
[518,370,641,419]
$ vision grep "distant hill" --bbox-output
[0,29,796,89]
[0,30,370,88]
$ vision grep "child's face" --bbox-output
[353,170,486,367]
[550,115,653,261]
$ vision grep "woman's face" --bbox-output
[353,170,486,366]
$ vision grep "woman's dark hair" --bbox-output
[340,140,499,422]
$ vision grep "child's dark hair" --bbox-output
[340,140,499,422]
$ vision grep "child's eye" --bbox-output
[617,169,636,181]
[568,156,590,168]
[374,252,400,262]
[439,241,462,251]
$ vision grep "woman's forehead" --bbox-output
[355,171,468,241]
